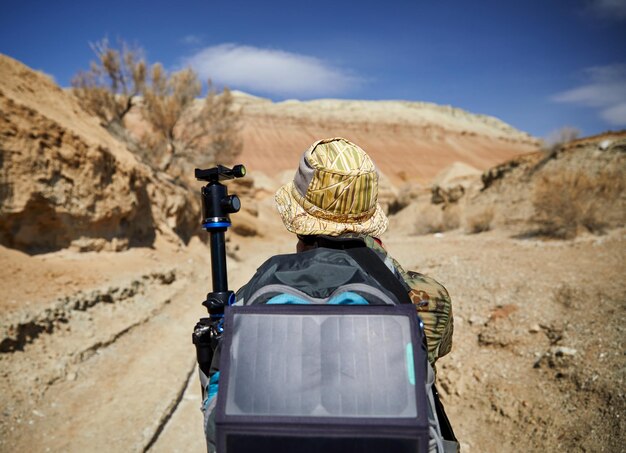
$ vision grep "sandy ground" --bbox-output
[1,205,625,452]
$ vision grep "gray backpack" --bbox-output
[202,237,458,453]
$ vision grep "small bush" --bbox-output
[413,205,443,235]
[466,207,494,234]
[531,127,582,176]
[532,167,624,239]
[544,126,580,148]
[412,204,460,235]
[442,205,461,231]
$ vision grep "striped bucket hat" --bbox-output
[275,137,388,237]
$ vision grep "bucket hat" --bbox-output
[275,137,388,237]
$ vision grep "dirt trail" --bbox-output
[1,225,624,452]
[0,227,294,452]
[0,240,207,452]
[151,227,626,453]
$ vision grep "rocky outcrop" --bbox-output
[431,184,465,205]
[428,161,482,206]
[0,54,198,253]
[0,269,176,353]
[471,132,626,232]
[480,156,528,190]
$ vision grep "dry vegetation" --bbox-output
[466,207,494,234]
[72,39,242,176]
[543,126,581,149]
[442,205,462,231]
[72,39,146,129]
[413,205,443,235]
[531,167,624,238]
[410,204,459,235]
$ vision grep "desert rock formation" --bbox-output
[233,91,539,185]
[468,132,626,232]
[0,54,198,253]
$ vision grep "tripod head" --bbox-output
[195,164,246,183]
[193,164,246,376]
[196,164,246,231]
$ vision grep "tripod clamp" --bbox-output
[192,164,246,377]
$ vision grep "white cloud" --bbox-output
[181,35,202,45]
[602,102,626,125]
[182,43,360,98]
[552,64,626,126]
[587,0,626,20]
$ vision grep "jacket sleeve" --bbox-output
[404,270,454,365]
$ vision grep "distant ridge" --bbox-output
[230,91,539,184]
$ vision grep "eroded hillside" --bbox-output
[233,92,539,184]
[0,54,198,254]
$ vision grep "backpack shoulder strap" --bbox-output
[345,246,412,305]
[310,236,411,305]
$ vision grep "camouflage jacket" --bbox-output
[361,236,454,366]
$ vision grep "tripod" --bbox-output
[192,164,246,376]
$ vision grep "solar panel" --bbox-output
[216,305,429,453]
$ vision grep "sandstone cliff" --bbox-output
[0,54,198,253]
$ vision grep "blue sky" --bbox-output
[1,0,625,138]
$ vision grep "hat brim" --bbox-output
[275,181,389,237]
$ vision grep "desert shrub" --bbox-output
[388,183,422,215]
[142,67,242,172]
[544,126,580,149]
[544,126,581,149]
[72,39,146,128]
[431,184,465,205]
[193,86,242,168]
[532,167,624,238]
[442,205,461,231]
[530,127,582,176]
[412,205,443,235]
[466,207,494,234]
[412,204,460,235]
[73,39,242,174]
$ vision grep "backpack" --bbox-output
[203,237,458,453]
